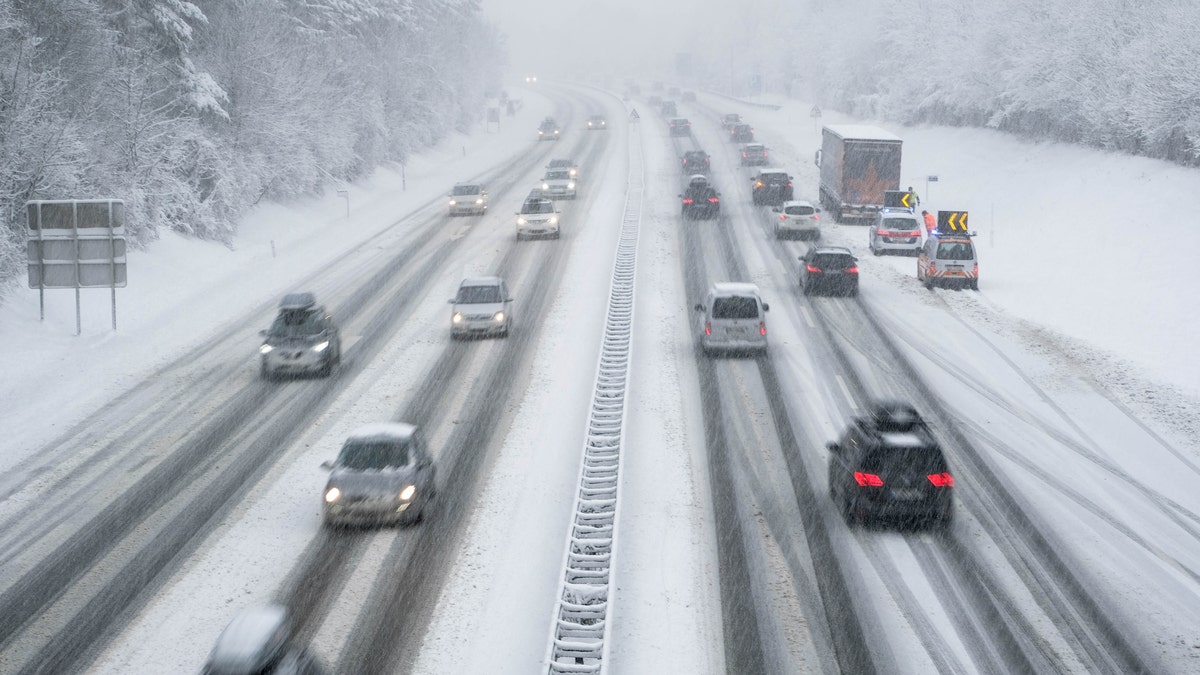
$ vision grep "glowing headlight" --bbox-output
[538,130,544,135]
[312,341,329,352]
[259,344,274,354]
[493,311,505,322]
[567,182,576,189]
[542,182,550,190]
[569,169,577,177]
[399,485,417,501]
[448,199,457,206]
[324,487,341,503]
[549,216,559,224]
[475,198,484,205]
[517,217,527,225]
[452,312,464,324]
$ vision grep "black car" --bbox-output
[681,150,710,174]
[537,118,560,141]
[680,176,720,220]
[668,117,691,136]
[729,123,754,142]
[720,113,743,129]
[661,100,678,116]
[259,293,341,379]
[827,401,954,528]
[799,246,859,296]
[750,169,793,206]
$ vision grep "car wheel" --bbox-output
[970,279,979,291]
[553,230,561,240]
[516,233,524,241]
[840,493,858,526]
[849,286,859,298]
[871,241,881,256]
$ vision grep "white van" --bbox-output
[694,282,769,356]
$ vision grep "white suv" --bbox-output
[694,283,769,356]
[772,200,821,240]
[449,276,513,338]
[515,197,561,240]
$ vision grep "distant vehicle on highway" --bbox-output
[772,200,822,240]
[799,246,859,297]
[660,100,677,116]
[668,117,691,136]
[546,157,579,180]
[259,293,341,380]
[827,401,954,528]
[447,183,488,216]
[750,169,794,206]
[586,114,608,130]
[918,235,978,290]
[720,113,743,129]
[537,117,560,140]
[729,123,754,142]
[541,168,577,200]
[321,423,437,527]
[203,604,326,675]
[681,90,697,102]
[515,196,561,240]
[740,142,768,166]
[680,175,720,220]
[681,150,710,174]
[869,208,923,256]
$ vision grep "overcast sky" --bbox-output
[480,0,729,84]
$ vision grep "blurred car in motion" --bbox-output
[259,293,341,379]
[750,169,794,206]
[799,246,859,296]
[537,117,560,140]
[681,150,710,174]
[449,276,513,339]
[680,175,720,220]
[667,86,680,97]
[660,100,678,116]
[869,208,923,256]
[541,168,577,200]
[918,235,979,290]
[203,605,326,675]
[681,90,697,102]
[648,94,663,108]
[827,401,954,527]
[586,114,608,130]
[322,423,437,527]
[740,142,769,166]
[515,196,561,240]
[668,117,691,136]
[720,113,743,129]
[447,183,488,216]
[729,123,754,142]
[525,75,538,83]
[546,157,579,180]
[772,200,822,240]
[694,282,769,356]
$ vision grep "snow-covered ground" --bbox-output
[2,82,1198,673]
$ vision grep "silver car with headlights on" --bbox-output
[322,423,437,527]
[515,196,561,240]
[259,293,341,379]
[450,276,512,339]
[448,182,488,216]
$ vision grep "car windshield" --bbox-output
[784,205,815,216]
[861,447,946,475]
[548,160,571,168]
[882,218,917,230]
[457,285,502,303]
[711,296,760,319]
[336,439,411,470]
[811,253,854,269]
[267,309,323,337]
[522,200,554,214]
[545,170,570,180]
[937,241,975,260]
[452,185,480,196]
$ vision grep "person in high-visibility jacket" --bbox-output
[922,210,937,234]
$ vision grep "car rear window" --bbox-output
[811,253,854,269]
[936,241,975,260]
[337,439,411,470]
[882,217,918,230]
[711,296,760,319]
[784,205,815,216]
[861,447,946,475]
[759,173,788,184]
[457,285,501,303]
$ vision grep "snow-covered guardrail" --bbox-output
[543,125,643,675]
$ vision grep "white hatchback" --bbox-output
[772,200,822,240]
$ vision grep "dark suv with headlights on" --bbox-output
[259,293,341,379]
[750,169,793,206]
[827,401,954,528]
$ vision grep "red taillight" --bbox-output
[973,262,979,276]
[806,265,821,273]
[682,198,693,204]
[813,214,820,221]
[846,266,859,274]
[780,214,787,221]
[759,321,767,336]
[708,197,719,203]
[786,182,793,187]
[929,262,937,273]
[764,150,768,156]
[877,230,893,237]
[854,472,884,487]
[927,473,954,487]
[741,152,747,158]
[756,181,764,188]
[704,321,711,335]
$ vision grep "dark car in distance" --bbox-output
[681,150,710,174]
[729,123,754,142]
[259,293,341,379]
[799,246,859,296]
[827,401,954,528]
[680,175,720,220]
[750,169,793,206]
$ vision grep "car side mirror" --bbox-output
[762,303,770,311]
[772,207,781,213]
[320,460,334,470]
[815,207,822,213]
[826,442,840,454]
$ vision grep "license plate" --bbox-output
[891,488,922,500]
